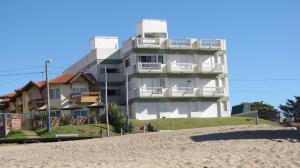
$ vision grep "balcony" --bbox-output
[169,63,194,73]
[136,87,167,97]
[198,39,224,50]
[169,87,197,97]
[135,62,166,73]
[134,38,163,48]
[199,87,225,97]
[29,99,44,109]
[71,92,100,104]
[167,38,195,49]
[198,63,224,74]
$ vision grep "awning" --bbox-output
[60,103,83,110]
[36,104,60,111]
[88,101,105,108]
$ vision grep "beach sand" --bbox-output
[0,125,300,168]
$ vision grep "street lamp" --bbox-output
[45,60,52,131]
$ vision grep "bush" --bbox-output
[89,111,101,124]
[61,112,72,125]
[101,104,126,132]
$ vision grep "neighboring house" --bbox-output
[231,103,258,117]
[44,72,100,117]
[0,93,17,113]
[0,72,100,118]
[65,19,230,120]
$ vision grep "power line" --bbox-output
[0,72,44,77]
[0,66,44,72]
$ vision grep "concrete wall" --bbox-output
[131,101,222,120]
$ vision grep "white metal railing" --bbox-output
[168,38,193,48]
[199,87,225,97]
[199,39,222,49]
[136,38,161,48]
[136,62,162,70]
[170,87,196,97]
[137,87,164,97]
[170,63,193,72]
[199,63,224,73]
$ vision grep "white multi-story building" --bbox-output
[65,19,230,120]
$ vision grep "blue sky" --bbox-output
[0,0,299,108]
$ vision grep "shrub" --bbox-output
[89,111,101,124]
[101,104,126,132]
[61,112,72,125]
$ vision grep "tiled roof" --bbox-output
[0,92,16,99]
[49,72,78,84]
[49,72,96,84]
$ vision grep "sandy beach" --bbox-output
[0,125,300,168]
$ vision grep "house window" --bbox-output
[100,68,119,73]
[72,88,88,94]
[50,88,60,99]
[72,109,88,118]
[51,110,61,117]
[125,59,130,67]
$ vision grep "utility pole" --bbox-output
[45,60,52,132]
[105,66,110,137]
[126,73,129,133]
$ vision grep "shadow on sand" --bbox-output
[190,129,300,142]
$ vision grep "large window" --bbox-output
[137,55,163,63]
[72,88,88,94]
[72,109,88,118]
[100,68,120,73]
[101,89,121,96]
[50,88,60,100]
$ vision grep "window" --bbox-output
[137,55,163,63]
[50,88,60,99]
[144,33,167,38]
[125,59,130,67]
[101,89,121,96]
[51,110,61,117]
[72,109,88,118]
[100,68,119,73]
[72,88,88,94]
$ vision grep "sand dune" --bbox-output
[1,125,300,168]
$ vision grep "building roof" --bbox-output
[0,92,16,99]
[49,72,96,85]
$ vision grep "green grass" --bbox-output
[130,117,276,133]
[4,130,27,139]
[33,124,118,138]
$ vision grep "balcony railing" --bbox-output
[135,62,165,73]
[135,38,161,48]
[170,87,196,97]
[199,87,225,97]
[71,92,100,103]
[167,38,194,48]
[198,63,224,73]
[169,63,194,73]
[199,39,223,50]
[136,87,166,97]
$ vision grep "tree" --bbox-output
[250,101,279,121]
[279,96,300,122]
[101,104,126,132]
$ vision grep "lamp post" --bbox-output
[45,60,52,132]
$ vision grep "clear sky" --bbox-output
[0,0,299,108]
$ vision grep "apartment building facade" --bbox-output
[65,19,230,120]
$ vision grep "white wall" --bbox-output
[131,101,220,120]
[90,36,119,50]
[136,19,168,37]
